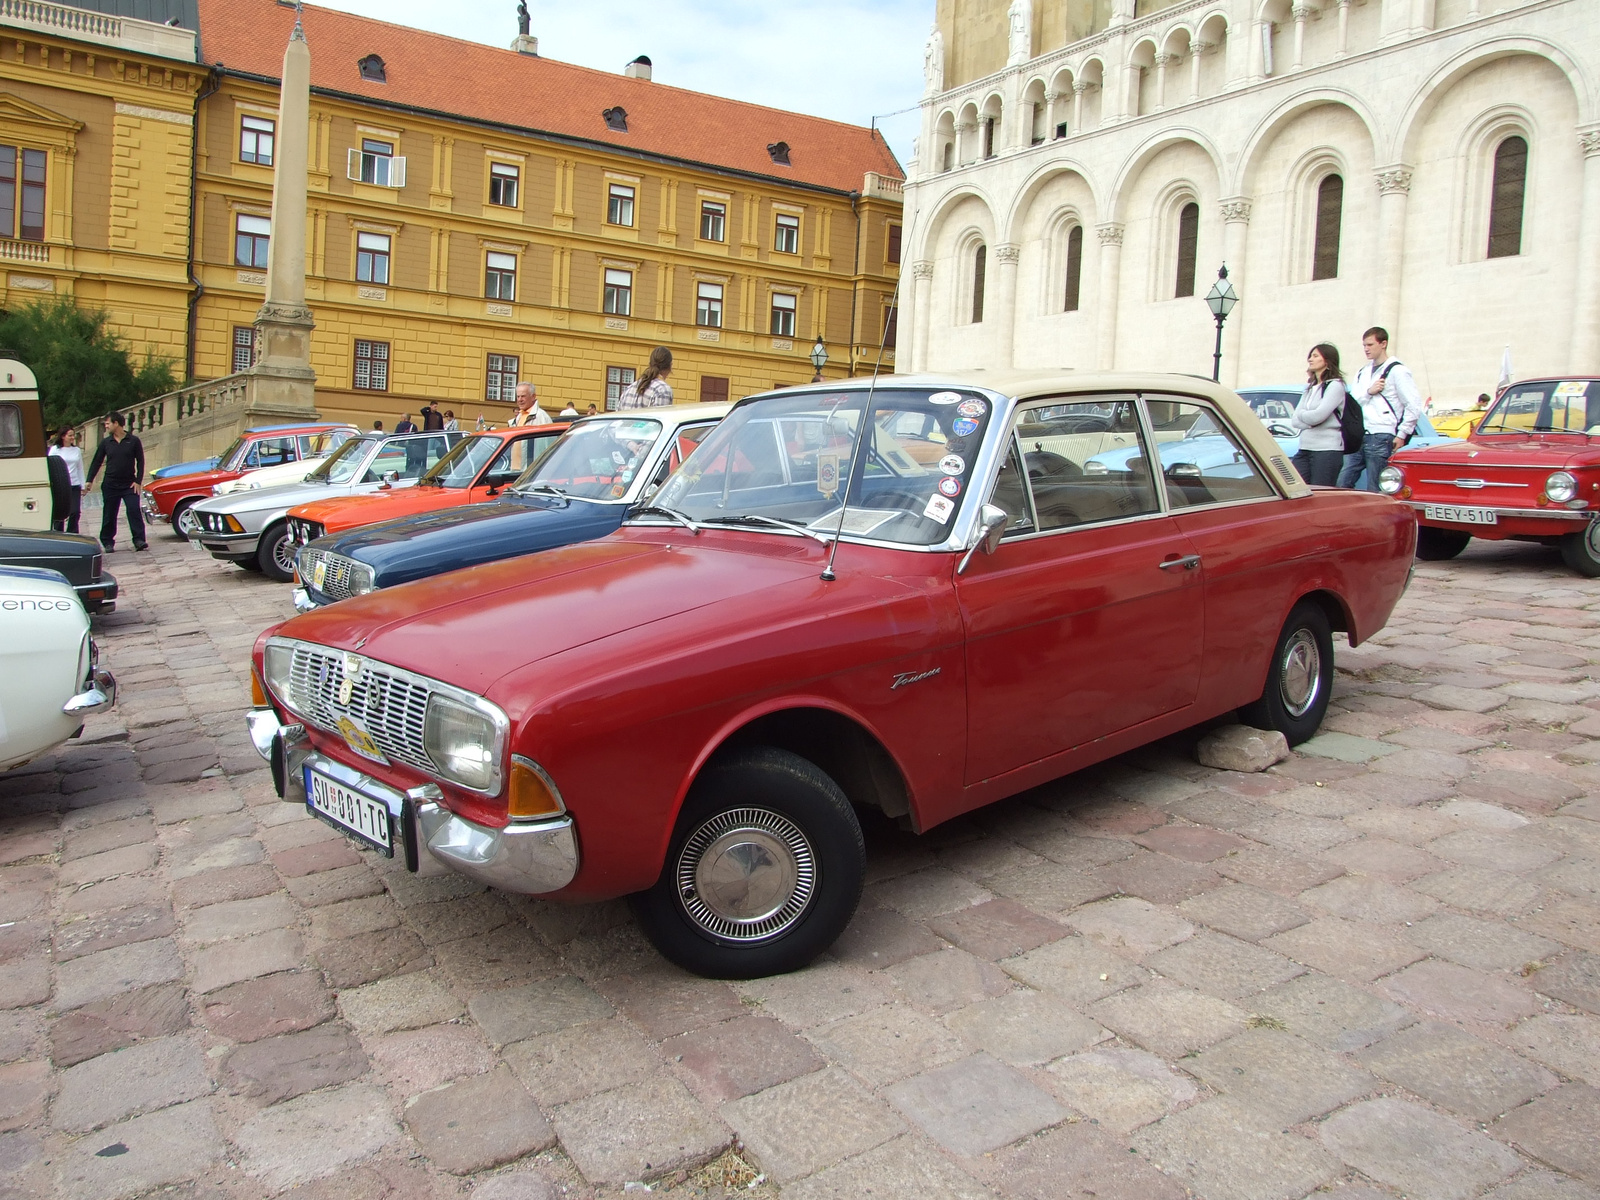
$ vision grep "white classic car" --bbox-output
[0,566,116,772]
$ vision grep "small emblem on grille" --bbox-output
[338,653,362,706]
[335,714,385,763]
[891,668,941,690]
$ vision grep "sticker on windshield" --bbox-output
[956,398,987,419]
[611,484,626,498]
[938,454,965,476]
[923,494,955,523]
[1555,381,1589,398]
[929,391,962,406]
[952,417,979,437]
[938,476,962,498]
[817,452,840,496]
[611,450,626,465]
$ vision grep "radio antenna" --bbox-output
[820,208,915,582]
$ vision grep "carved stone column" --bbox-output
[1291,5,1313,71]
[1189,41,1211,101]
[992,244,1022,368]
[252,10,317,414]
[1336,0,1352,57]
[1374,167,1414,340]
[955,120,976,166]
[1072,81,1088,134]
[1043,89,1060,139]
[1154,53,1178,111]
[911,260,935,371]
[1571,130,1600,372]
[1095,224,1124,369]
[1218,199,1253,387]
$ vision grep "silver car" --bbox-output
[190,431,461,581]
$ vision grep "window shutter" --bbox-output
[390,157,406,189]
[347,147,361,181]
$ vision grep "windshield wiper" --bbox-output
[629,505,701,533]
[698,513,833,544]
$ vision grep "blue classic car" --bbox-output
[1237,385,1459,484]
[288,404,729,609]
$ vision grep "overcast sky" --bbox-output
[314,0,930,169]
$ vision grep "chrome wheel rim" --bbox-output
[176,506,199,538]
[675,807,816,943]
[1279,628,1322,718]
[271,534,297,575]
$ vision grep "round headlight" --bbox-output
[1378,466,1404,495]
[1545,471,1577,503]
[347,563,376,596]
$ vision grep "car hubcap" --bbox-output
[1586,522,1600,560]
[176,507,199,537]
[675,807,816,943]
[272,536,296,575]
[1279,628,1321,718]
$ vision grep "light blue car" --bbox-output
[1237,385,1460,487]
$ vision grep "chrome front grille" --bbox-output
[298,547,358,599]
[285,644,434,774]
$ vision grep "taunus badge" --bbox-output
[337,652,362,706]
[891,668,941,690]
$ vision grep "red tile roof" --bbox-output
[196,0,903,194]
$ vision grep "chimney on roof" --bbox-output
[623,55,651,81]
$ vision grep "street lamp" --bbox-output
[810,337,828,383]
[1204,265,1239,383]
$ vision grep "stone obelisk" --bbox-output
[249,1,317,412]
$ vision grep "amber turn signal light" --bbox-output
[508,757,565,820]
[251,669,268,707]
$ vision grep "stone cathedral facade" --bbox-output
[901,0,1599,403]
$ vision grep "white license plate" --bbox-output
[1424,504,1497,526]
[306,767,393,855]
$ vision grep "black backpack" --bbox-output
[1337,389,1365,454]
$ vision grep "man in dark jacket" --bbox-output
[84,412,147,552]
[421,404,445,432]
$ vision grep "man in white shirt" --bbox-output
[509,382,552,427]
[1338,325,1426,491]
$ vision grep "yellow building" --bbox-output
[0,2,203,370]
[192,0,903,429]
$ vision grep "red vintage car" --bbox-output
[246,373,1415,979]
[142,422,357,540]
[284,425,562,540]
[1381,377,1600,574]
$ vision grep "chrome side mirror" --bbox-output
[957,504,1008,575]
[381,470,400,485]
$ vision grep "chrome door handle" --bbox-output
[1159,554,1201,571]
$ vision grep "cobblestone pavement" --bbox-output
[3,534,1600,1200]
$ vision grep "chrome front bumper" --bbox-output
[63,669,116,716]
[1405,501,1588,523]
[245,706,578,893]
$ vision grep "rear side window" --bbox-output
[0,404,21,457]
[1009,397,1160,531]
[1145,398,1276,508]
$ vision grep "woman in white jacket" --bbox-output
[1290,343,1348,486]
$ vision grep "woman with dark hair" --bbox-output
[617,347,674,409]
[1290,343,1348,487]
[48,426,84,533]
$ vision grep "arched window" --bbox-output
[1174,202,1199,298]
[1312,174,1343,281]
[1064,225,1083,312]
[1487,135,1528,258]
[972,244,987,323]
[942,142,954,172]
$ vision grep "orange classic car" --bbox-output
[284,425,562,540]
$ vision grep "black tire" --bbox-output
[237,557,265,572]
[630,747,865,980]
[1415,526,1470,561]
[171,498,200,542]
[257,522,295,583]
[1561,526,1600,577]
[1238,599,1334,746]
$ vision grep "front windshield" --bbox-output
[1478,381,1600,435]
[650,388,996,547]
[424,435,503,488]
[306,436,374,484]
[1246,397,1297,422]
[218,436,248,471]
[510,418,664,501]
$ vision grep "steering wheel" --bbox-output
[1025,449,1081,480]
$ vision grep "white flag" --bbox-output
[1497,346,1513,394]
